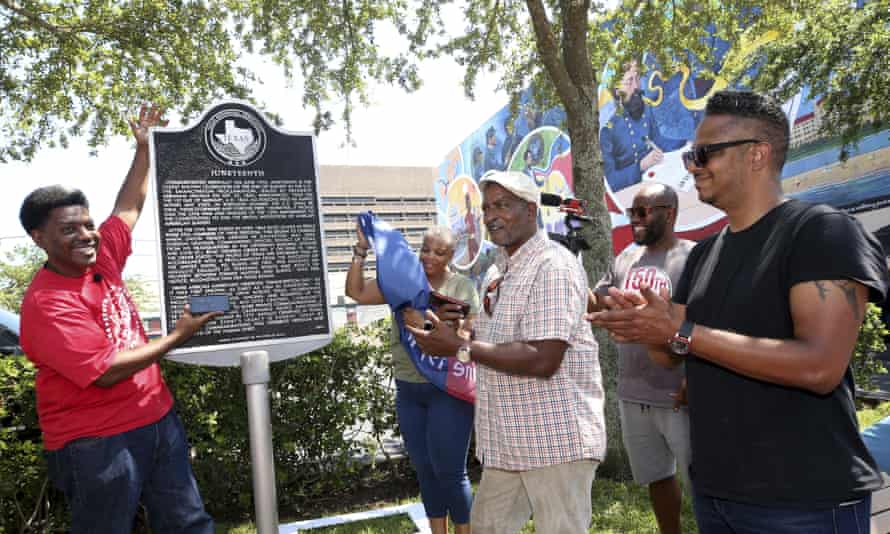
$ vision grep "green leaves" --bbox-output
[731,0,890,158]
[853,302,889,391]
[1,0,250,162]
[0,244,45,314]
[160,320,398,518]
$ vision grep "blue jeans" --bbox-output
[693,490,871,534]
[396,380,474,524]
[46,409,213,534]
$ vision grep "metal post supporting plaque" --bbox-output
[241,350,279,534]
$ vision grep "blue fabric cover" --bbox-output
[358,212,475,403]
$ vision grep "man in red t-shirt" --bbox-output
[19,105,220,534]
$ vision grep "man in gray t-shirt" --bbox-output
[589,183,693,534]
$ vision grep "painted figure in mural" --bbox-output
[601,61,686,192]
[483,126,503,172]
[347,225,479,534]
[522,148,537,178]
[591,91,887,533]
[18,105,218,533]
[588,183,693,534]
[515,105,542,140]
[410,171,605,534]
[472,146,485,180]
[501,119,521,167]
[522,132,545,179]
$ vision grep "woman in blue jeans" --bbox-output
[346,224,479,534]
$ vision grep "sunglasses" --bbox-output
[483,276,503,316]
[681,139,761,168]
[625,205,672,219]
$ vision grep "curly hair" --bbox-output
[705,91,790,172]
[19,185,89,233]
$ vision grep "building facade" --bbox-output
[317,165,437,327]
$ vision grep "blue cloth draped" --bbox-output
[358,212,475,403]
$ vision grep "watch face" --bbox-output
[670,338,690,356]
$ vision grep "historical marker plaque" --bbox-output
[150,101,332,366]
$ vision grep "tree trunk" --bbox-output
[526,0,630,479]
[565,94,631,480]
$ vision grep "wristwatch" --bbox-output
[669,320,694,356]
[456,343,472,363]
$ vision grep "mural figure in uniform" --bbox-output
[601,61,686,192]
[472,146,485,180]
[483,126,502,172]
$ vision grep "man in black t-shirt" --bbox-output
[591,91,888,533]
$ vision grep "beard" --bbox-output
[623,90,645,121]
[634,215,667,246]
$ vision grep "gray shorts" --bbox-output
[619,399,691,488]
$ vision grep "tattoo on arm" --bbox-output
[831,281,861,321]
[812,280,861,321]
[814,281,828,301]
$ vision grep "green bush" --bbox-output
[0,355,66,533]
[0,320,398,530]
[162,320,397,520]
[853,303,888,391]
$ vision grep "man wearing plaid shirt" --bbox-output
[411,170,605,533]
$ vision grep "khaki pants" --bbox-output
[470,459,598,534]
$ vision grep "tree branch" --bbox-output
[0,0,68,36]
[560,0,595,101]
[525,0,576,107]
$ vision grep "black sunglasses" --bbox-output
[483,276,503,316]
[625,205,672,219]
[682,139,761,168]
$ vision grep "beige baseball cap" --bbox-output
[478,170,540,205]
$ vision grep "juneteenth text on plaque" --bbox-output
[152,102,329,350]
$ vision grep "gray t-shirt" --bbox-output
[594,239,694,406]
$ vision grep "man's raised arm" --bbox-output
[112,104,168,230]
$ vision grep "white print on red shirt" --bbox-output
[622,266,673,297]
[100,284,144,350]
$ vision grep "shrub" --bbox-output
[0,355,66,533]
[0,320,398,529]
[162,320,397,520]
[853,303,888,391]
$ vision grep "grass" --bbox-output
[216,478,698,533]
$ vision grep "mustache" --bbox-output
[624,90,645,120]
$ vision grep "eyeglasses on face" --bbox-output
[483,276,503,316]
[681,139,762,169]
[625,205,672,219]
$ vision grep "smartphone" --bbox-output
[429,291,471,318]
[189,295,230,314]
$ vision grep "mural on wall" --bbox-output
[436,36,890,275]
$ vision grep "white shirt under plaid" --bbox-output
[474,231,606,470]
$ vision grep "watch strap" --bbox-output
[677,319,694,340]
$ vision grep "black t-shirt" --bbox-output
[675,199,888,508]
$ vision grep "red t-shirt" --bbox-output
[21,216,172,450]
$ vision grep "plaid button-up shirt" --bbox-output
[474,231,606,471]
